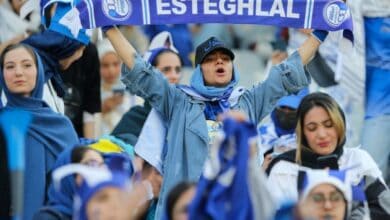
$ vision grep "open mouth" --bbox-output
[216,68,225,75]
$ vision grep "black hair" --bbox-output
[0,43,37,70]
[71,146,92,163]
[151,49,183,67]
[166,181,196,220]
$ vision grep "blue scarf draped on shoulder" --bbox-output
[0,47,79,219]
[186,65,240,120]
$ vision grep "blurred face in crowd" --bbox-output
[80,149,104,167]
[75,149,105,186]
[100,52,121,85]
[2,46,37,97]
[201,50,233,87]
[172,186,196,220]
[275,106,298,130]
[303,106,338,155]
[86,186,130,220]
[299,183,346,220]
[155,51,182,84]
[59,46,85,70]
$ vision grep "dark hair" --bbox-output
[0,43,37,70]
[71,146,93,163]
[295,92,346,163]
[166,181,196,220]
[151,49,182,67]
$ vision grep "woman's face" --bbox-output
[3,47,37,97]
[200,50,233,87]
[299,183,346,220]
[100,52,121,85]
[303,106,339,155]
[86,187,130,220]
[172,186,196,220]
[155,52,182,84]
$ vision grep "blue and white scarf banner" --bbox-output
[43,0,353,42]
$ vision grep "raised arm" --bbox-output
[297,34,322,65]
[105,27,137,69]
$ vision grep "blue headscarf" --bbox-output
[189,65,240,120]
[0,45,79,220]
[190,65,239,99]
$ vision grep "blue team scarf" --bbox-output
[190,65,239,99]
[42,0,354,42]
[188,117,258,220]
[179,65,239,120]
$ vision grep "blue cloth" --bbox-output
[188,117,257,220]
[143,25,193,66]
[271,88,308,136]
[46,147,77,217]
[121,51,310,219]
[190,65,239,120]
[275,88,308,109]
[190,65,239,99]
[0,49,79,220]
[364,17,390,118]
[41,0,90,45]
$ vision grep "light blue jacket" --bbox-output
[121,51,310,219]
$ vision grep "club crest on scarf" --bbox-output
[102,0,132,21]
[323,0,351,27]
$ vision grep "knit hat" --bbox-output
[52,154,134,220]
[299,169,352,207]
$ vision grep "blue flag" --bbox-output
[188,117,258,220]
[42,0,354,42]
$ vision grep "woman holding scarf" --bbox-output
[104,25,325,218]
[0,43,79,220]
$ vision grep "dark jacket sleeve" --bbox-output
[364,175,390,219]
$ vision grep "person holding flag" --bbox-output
[104,22,326,217]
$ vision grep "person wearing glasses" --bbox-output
[267,92,390,219]
[297,169,352,220]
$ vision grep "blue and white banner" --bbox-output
[43,0,353,40]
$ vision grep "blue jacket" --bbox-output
[121,51,310,219]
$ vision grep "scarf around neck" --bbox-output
[188,65,240,120]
